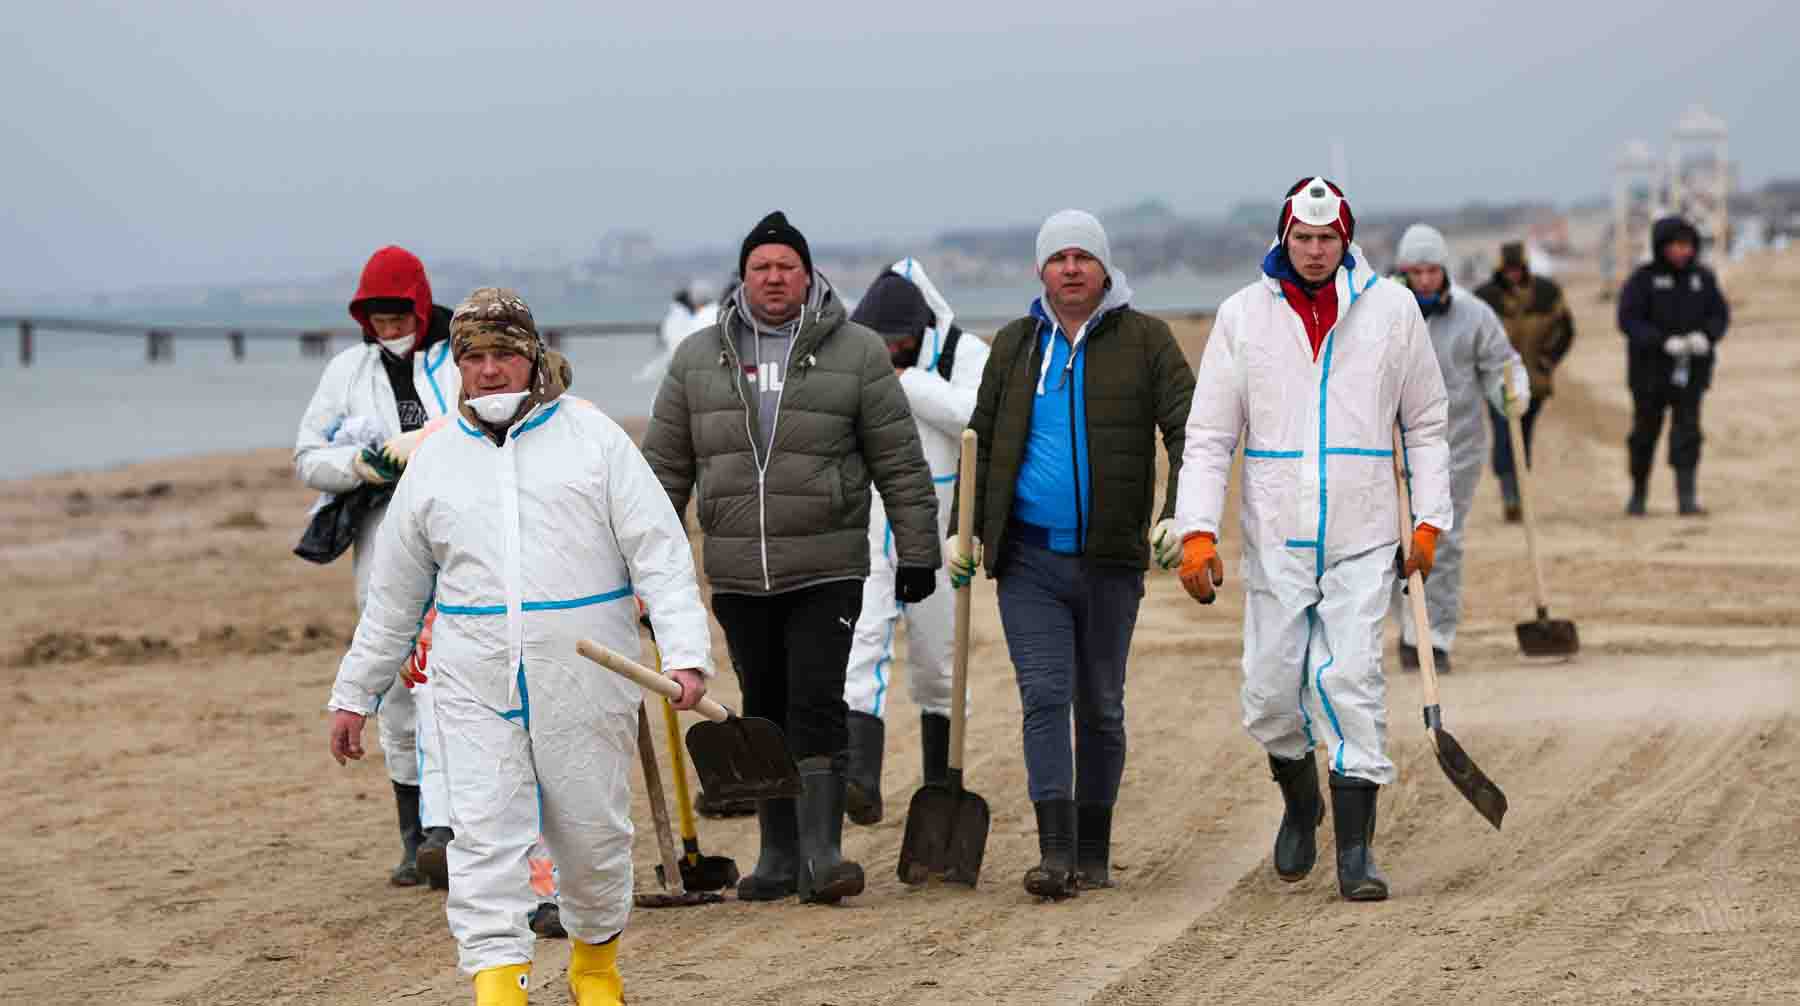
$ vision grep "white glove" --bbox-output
[945,534,982,588]
[1149,518,1182,571]
[1663,335,1690,357]
[1685,332,1711,357]
[1490,364,1533,416]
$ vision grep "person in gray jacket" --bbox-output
[642,210,941,906]
[1389,224,1528,673]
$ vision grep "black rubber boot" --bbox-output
[1626,475,1649,517]
[389,782,425,888]
[1023,799,1078,900]
[1330,773,1389,902]
[1269,753,1324,882]
[920,712,950,788]
[528,901,567,938]
[1076,803,1114,889]
[416,827,453,890]
[795,756,865,904]
[1676,467,1707,516]
[1432,648,1452,675]
[1397,643,1420,672]
[844,711,885,826]
[735,797,800,901]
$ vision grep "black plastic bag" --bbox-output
[294,483,394,564]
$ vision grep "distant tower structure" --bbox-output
[1666,104,1731,258]
[1611,139,1659,287]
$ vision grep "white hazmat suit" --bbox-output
[844,260,989,719]
[297,338,458,822]
[1390,282,1525,654]
[1177,244,1451,785]
[328,396,712,975]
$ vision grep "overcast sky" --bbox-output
[3,0,1794,296]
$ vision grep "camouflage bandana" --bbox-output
[451,287,540,361]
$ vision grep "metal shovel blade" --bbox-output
[674,842,741,893]
[1431,726,1508,830]
[635,887,725,909]
[684,717,803,804]
[1515,607,1579,657]
[896,771,991,887]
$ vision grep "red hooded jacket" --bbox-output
[349,246,435,353]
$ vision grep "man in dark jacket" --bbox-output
[1475,241,1576,522]
[1616,216,1730,515]
[947,209,1195,900]
[642,211,940,906]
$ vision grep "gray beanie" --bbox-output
[1036,209,1113,276]
[1395,223,1451,270]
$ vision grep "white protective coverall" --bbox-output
[844,260,989,719]
[296,338,458,821]
[1390,286,1523,653]
[1176,245,1451,785]
[327,396,712,975]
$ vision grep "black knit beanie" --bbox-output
[739,210,813,277]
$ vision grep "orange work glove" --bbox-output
[400,607,436,688]
[1402,524,1440,580]
[1179,532,1226,605]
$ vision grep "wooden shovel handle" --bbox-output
[1391,427,1443,712]
[949,429,977,774]
[636,700,688,895]
[1502,360,1553,613]
[577,639,730,724]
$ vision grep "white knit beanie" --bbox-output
[1035,209,1113,276]
[1395,223,1451,270]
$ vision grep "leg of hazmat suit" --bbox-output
[434,663,636,977]
[1243,544,1395,787]
[844,515,902,719]
[1391,459,1480,653]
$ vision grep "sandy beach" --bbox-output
[3,254,1797,1005]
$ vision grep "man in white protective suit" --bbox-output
[295,245,460,888]
[1175,178,1451,903]
[840,258,989,825]
[1389,224,1529,674]
[326,287,713,1006]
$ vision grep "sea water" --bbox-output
[1,270,1249,482]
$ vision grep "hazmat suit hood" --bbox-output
[853,258,963,370]
[1651,216,1702,272]
[350,246,440,355]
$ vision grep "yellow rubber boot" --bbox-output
[472,963,530,1005]
[567,938,624,1006]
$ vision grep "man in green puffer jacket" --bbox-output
[946,209,1195,900]
[642,210,941,906]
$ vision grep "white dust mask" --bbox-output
[378,336,416,358]
[468,391,529,424]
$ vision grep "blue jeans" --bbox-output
[1488,398,1543,478]
[995,534,1144,804]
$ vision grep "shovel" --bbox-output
[643,627,741,892]
[1501,361,1580,657]
[631,701,723,908]
[577,639,803,803]
[1393,428,1508,830]
[897,429,991,886]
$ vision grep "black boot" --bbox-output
[1500,472,1523,524]
[1676,467,1707,516]
[920,712,950,788]
[1330,773,1389,902]
[416,826,453,890]
[1397,642,1420,672]
[1269,753,1324,882]
[795,756,864,904]
[735,797,800,901]
[844,711,885,826]
[1432,648,1452,675]
[1023,799,1078,900]
[389,782,424,888]
[1076,803,1114,889]
[695,789,758,818]
[1626,475,1648,517]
